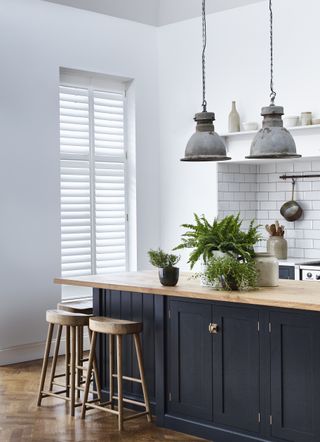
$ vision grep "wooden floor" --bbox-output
[0,357,206,442]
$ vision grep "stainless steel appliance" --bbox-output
[299,261,320,281]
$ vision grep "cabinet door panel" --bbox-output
[213,305,260,433]
[167,300,213,421]
[271,312,320,442]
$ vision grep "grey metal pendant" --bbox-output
[181,111,231,162]
[246,0,302,160]
[181,0,231,163]
[246,105,301,159]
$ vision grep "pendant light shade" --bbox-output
[246,0,301,160]
[181,0,230,162]
[181,111,231,161]
[246,105,301,159]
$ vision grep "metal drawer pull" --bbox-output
[208,323,219,334]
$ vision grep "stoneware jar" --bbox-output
[254,252,279,287]
[267,236,288,260]
[158,267,179,286]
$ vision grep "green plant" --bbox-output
[148,248,180,268]
[174,213,261,269]
[204,255,258,291]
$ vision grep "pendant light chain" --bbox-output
[202,0,207,112]
[269,0,276,105]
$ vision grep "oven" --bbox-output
[299,261,320,281]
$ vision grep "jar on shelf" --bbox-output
[254,252,279,287]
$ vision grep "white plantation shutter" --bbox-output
[59,79,127,298]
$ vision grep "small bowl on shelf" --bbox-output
[283,116,299,127]
[242,122,258,131]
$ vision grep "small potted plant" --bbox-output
[203,255,258,291]
[148,248,180,286]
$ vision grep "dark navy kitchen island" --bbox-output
[55,271,320,442]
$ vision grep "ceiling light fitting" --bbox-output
[246,0,301,160]
[181,0,230,162]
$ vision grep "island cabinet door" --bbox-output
[167,299,213,421]
[213,305,260,434]
[270,312,320,442]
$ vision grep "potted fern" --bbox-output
[174,214,260,285]
[148,248,180,286]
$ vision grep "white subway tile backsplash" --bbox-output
[296,239,313,249]
[304,249,320,258]
[260,163,276,173]
[260,182,276,192]
[218,160,320,259]
[276,162,294,173]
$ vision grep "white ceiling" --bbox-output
[44,0,266,26]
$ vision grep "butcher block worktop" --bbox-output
[54,270,320,312]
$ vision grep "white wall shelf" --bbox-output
[220,124,320,138]
[219,124,320,163]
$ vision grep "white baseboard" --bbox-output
[0,333,90,366]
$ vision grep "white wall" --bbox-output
[0,0,160,364]
[158,0,320,268]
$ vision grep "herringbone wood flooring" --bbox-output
[0,357,206,442]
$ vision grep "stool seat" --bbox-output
[89,317,142,335]
[57,300,93,315]
[46,309,89,327]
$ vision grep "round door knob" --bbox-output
[316,275,320,280]
[307,272,312,278]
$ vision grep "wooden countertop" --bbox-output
[54,271,320,312]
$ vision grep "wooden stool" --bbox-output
[81,317,152,430]
[37,310,101,416]
[57,300,93,398]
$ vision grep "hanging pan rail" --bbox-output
[279,174,320,180]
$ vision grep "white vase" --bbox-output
[228,101,240,133]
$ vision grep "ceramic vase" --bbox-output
[228,101,240,133]
[254,252,279,287]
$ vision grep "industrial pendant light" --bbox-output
[246,0,301,159]
[181,0,230,162]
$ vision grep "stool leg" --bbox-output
[109,334,114,409]
[65,326,70,398]
[88,328,102,401]
[133,334,152,422]
[37,323,54,406]
[49,324,62,392]
[70,326,76,417]
[81,331,97,419]
[116,335,123,431]
[76,326,82,400]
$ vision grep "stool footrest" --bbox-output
[85,401,118,415]
[41,390,69,401]
[112,374,142,383]
[112,395,146,408]
[123,411,150,422]
[53,373,66,379]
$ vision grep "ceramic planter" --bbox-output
[158,267,179,286]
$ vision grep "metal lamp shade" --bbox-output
[246,105,301,159]
[181,111,231,162]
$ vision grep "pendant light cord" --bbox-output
[202,0,207,112]
[269,0,276,105]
